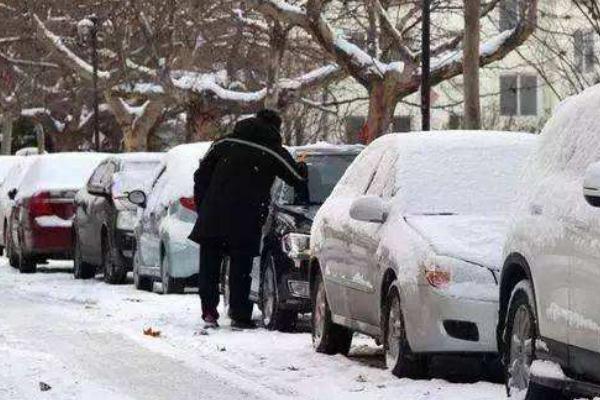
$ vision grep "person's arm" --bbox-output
[273,146,307,189]
[193,142,222,210]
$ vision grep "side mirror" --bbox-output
[7,188,17,200]
[584,162,600,207]
[349,195,387,223]
[128,190,147,209]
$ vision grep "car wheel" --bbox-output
[5,227,17,268]
[311,272,353,355]
[17,235,36,274]
[103,233,127,284]
[133,249,153,291]
[505,280,567,400]
[73,232,95,280]
[384,286,427,378]
[260,253,297,332]
[160,251,184,294]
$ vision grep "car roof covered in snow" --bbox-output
[289,142,364,157]
[112,152,164,165]
[0,156,20,184]
[16,152,108,199]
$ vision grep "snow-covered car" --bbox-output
[7,153,107,273]
[0,156,30,253]
[129,142,212,294]
[498,85,600,399]
[309,131,536,378]
[242,143,363,331]
[73,153,163,284]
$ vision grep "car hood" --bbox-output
[404,214,509,270]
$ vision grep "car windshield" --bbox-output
[281,154,357,205]
[396,140,534,215]
[112,161,160,197]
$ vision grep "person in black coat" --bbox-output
[189,109,307,328]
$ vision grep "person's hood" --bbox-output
[231,117,281,147]
[404,214,509,270]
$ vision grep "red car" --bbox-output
[6,153,107,273]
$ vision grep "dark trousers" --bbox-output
[199,239,254,322]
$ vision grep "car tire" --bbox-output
[133,249,153,292]
[160,251,184,294]
[73,232,95,280]
[260,253,297,332]
[311,272,353,355]
[383,285,427,379]
[504,280,567,399]
[103,233,127,285]
[6,228,17,268]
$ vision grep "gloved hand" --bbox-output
[297,161,309,180]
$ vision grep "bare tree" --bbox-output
[249,0,538,142]
[463,0,481,129]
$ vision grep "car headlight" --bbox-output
[422,255,496,289]
[281,233,311,260]
[116,211,138,231]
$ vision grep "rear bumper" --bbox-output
[25,226,73,258]
[402,283,499,354]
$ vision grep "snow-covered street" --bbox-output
[0,260,506,400]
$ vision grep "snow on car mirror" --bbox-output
[128,190,147,208]
[350,195,386,223]
[584,162,600,207]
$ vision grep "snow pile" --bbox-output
[146,142,212,212]
[16,153,108,199]
[35,215,73,228]
[529,360,566,380]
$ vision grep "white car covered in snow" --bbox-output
[309,131,536,378]
[498,85,600,399]
[129,142,212,294]
[0,156,31,253]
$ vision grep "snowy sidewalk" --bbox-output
[0,260,506,400]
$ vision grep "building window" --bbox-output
[345,116,366,143]
[575,30,595,73]
[500,0,519,31]
[392,116,412,132]
[500,74,538,116]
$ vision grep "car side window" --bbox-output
[365,150,397,199]
[89,162,108,188]
[337,146,385,197]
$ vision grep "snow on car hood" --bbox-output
[404,215,509,270]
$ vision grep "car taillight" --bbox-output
[28,191,74,219]
[28,192,53,216]
[179,197,196,212]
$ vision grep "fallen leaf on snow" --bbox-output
[39,382,52,392]
[143,327,161,337]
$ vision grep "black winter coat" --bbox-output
[188,118,307,255]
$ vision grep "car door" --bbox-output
[319,146,384,324]
[567,181,600,381]
[346,149,397,328]
[522,178,572,350]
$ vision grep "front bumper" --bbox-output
[402,283,499,354]
[116,229,135,264]
[276,257,311,313]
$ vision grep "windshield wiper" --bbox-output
[416,212,456,216]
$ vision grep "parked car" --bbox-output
[229,144,363,331]
[498,86,600,399]
[309,131,536,378]
[7,153,107,273]
[0,156,30,254]
[129,142,212,294]
[73,153,163,284]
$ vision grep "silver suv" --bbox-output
[310,131,536,378]
[498,87,600,399]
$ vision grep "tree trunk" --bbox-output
[463,0,481,130]
[35,123,45,154]
[361,80,398,143]
[2,116,12,155]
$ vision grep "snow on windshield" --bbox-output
[146,142,212,212]
[113,160,161,196]
[16,153,108,199]
[393,132,537,215]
